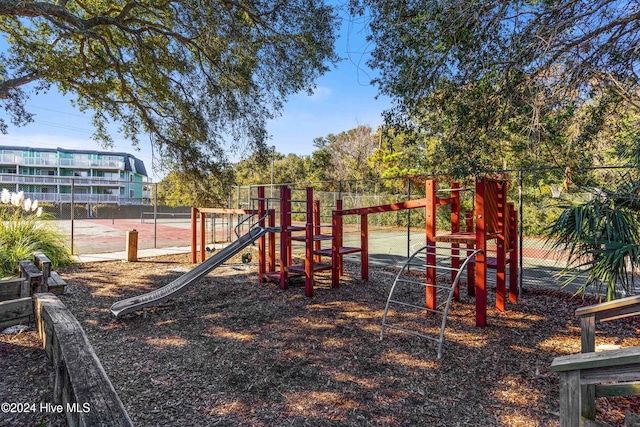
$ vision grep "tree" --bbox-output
[234,151,309,186]
[156,167,235,207]
[353,0,640,176]
[368,126,434,179]
[314,125,378,182]
[306,136,333,183]
[0,0,339,174]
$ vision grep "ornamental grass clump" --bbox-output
[0,189,73,278]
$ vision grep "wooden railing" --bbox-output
[34,293,133,427]
[551,295,640,427]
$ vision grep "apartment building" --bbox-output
[0,146,151,205]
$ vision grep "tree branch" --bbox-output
[0,72,40,99]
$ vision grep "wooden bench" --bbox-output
[19,260,43,294]
[0,255,67,329]
[551,295,640,426]
[577,295,640,420]
[33,252,67,295]
[33,251,51,291]
[551,346,640,427]
[576,295,640,354]
[34,293,133,427]
[48,272,68,295]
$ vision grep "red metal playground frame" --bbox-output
[190,177,518,327]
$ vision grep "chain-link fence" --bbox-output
[231,167,635,292]
[0,179,193,255]
[5,168,634,292]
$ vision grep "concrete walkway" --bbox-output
[72,246,191,263]
[71,242,238,263]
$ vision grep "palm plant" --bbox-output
[548,180,640,300]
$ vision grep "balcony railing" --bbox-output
[0,154,124,169]
[0,174,126,187]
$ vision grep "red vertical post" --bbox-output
[475,177,487,327]
[465,210,475,296]
[331,200,343,288]
[314,200,322,263]
[304,187,314,297]
[268,208,276,273]
[496,181,507,312]
[425,180,437,311]
[509,203,519,303]
[258,186,266,283]
[451,182,461,301]
[200,210,206,263]
[361,213,369,280]
[191,207,197,264]
[286,187,293,267]
[279,185,289,290]
[337,201,344,279]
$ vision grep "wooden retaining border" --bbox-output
[0,277,28,301]
[34,292,133,427]
[0,296,32,329]
[1,278,31,329]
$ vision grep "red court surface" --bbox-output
[62,219,194,255]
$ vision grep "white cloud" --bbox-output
[302,85,333,102]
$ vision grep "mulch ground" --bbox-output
[2,252,640,426]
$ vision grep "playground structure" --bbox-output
[188,176,518,328]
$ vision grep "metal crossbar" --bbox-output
[436,187,474,192]
[380,245,482,359]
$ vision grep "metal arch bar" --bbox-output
[380,244,483,359]
[434,247,483,358]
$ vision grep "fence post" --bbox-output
[71,178,75,255]
[126,229,138,262]
[518,169,524,295]
[407,178,411,260]
[153,182,158,249]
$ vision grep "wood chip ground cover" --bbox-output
[2,252,640,426]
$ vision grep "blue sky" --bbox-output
[0,8,391,182]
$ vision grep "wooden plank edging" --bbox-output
[34,293,133,427]
[0,297,33,329]
[0,278,27,301]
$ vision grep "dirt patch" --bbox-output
[3,252,640,426]
[0,330,66,427]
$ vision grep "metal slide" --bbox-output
[110,226,276,317]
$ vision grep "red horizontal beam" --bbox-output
[195,208,258,215]
[337,198,428,216]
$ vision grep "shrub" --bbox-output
[0,189,73,278]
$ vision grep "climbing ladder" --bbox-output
[380,244,482,359]
[255,185,346,297]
